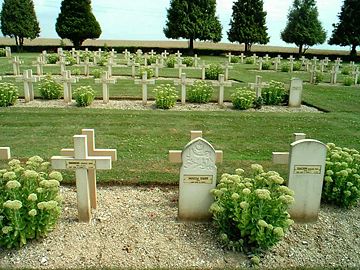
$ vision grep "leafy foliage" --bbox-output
[47,54,59,64]
[0,157,62,248]
[262,81,287,105]
[205,64,223,80]
[0,48,6,57]
[231,87,256,110]
[343,76,354,86]
[0,82,18,107]
[182,57,194,67]
[187,80,213,103]
[166,56,176,68]
[163,0,222,50]
[0,0,40,49]
[91,68,103,79]
[38,75,62,100]
[210,165,294,252]
[228,0,269,53]
[153,84,178,109]
[281,0,326,55]
[139,67,154,78]
[323,143,360,208]
[55,0,101,48]
[73,85,95,107]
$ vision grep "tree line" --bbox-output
[0,0,359,58]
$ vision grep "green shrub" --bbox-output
[92,68,103,79]
[262,61,271,70]
[147,55,158,65]
[262,80,287,105]
[47,54,59,64]
[73,86,95,107]
[341,67,351,75]
[80,51,93,62]
[281,63,290,72]
[343,76,354,86]
[0,48,6,57]
[205,64,223,80]
[65,55,76,66]
[139,66,154,78]
[245,57,253,64]
[315,72,324,84]
[230,56,239,64]
[183,57,194,67]
[0,156,62,248]
[210,165,294,252]
[97,56,108,66]
[293,61,302,71]
[38,75,62,100]
[166,56,176,68]
[231,87,256,110]
[153,84,178,109]
[0,83,19,107]
[322,143,360,208]
[72,68,81,76]
[188,81,214,103]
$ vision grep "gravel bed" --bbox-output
[0,186,359,269]
[12,99,321,113]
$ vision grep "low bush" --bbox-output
[262,62,271,70]
[97,56,108,66]
[262,81,287,105]
[183,57,194,67]
[205,64,223,80]
[47,54,59,64]
[343,76,354,86]
[245,57,253,64]
[153,84,178,109]
[0,48,6,57]
[73,86,95,107]
[230,57,239,64]
[0,83,19,107]
[210,165,294,252]
[188,81,214,103]
[139,66,154,78]
[0,156,62,248]
[231,87,256,110]
[293,61,302,71]
[341,67,351,75]
[72,68,81,76]
[147,55,158,65]
[38,75,62,100]
[322,143,360,208]
[65,56,76,66]
[92,69,103,79]
[166,56,176,68]
[281,63,290,72]
[80,51,93,62]
[315,72,324,84]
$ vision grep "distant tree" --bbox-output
[329,0,360,59]
[56,0,101,48]
[0,0,40,50]
[163,0,222,54]
[281,0,326,55]
[227,0,269,53]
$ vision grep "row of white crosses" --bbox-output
[51,129,117,222]
[15,69,39,103]
[272,133,327,222]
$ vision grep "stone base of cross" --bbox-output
[16,69,40,103]
[0,147,11,160]
[52,133,114,222]
[95,71,116,104]
[272,133,306,164]
[134,72,155,105]
[212,74,232,105]
[174,73,194,105]
[248,75,269,98]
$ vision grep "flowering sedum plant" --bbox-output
[205,64,223,80]
[38,75,62,100]
[322,143,360,208]
[0,82,19,107]
[0,156,62,248]
[139,66,154,78]
[187,81,214,103]
[210,164,294,252]
[262,80,287,105]
[73,86,96,107]
[153,84,178,109]
[231,87,256,110]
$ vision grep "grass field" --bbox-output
[0,51,359,185]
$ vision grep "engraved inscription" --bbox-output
[183,140,216,171]
[66,160,96,169]
[184,175,213,184]
[294,165,321,174]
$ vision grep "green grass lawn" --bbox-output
[0,52,359,185]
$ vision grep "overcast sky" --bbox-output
[0,0,346,50]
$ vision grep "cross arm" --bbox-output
[60,148,117,162]
[169,150,182,163]
[272,152,289,165]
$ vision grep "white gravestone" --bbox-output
[134,72,155,105]
[289,78,303,108]
[169,131,223,221]
[51,134,112,222]
[0,147,11,160]
[174,73,194,105]
[10,56,22,76]
[95,71,116,104]
[249,75,269,98]
[16,69,39,103]
[56,70,77,103]
[60,129,117,209]
[212,74,231,105]
[5,47,11,58]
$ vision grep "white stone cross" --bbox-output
[51,134,112,222]
[319,60,326,73]
[248,75,269,98]
[143,53,149,66]
[5,46,11,58]
[134,72,155,105]
[107,57,116,77]
[174,73,194,105]
[83,57,93,76]
[287,55,295,72]
[252,53,258,64]
[122,49,130,60]
[0,147,11,160]
[60,129,117,210]
[56,70,78,103]
[16,69,39,102]
[226,52,232,63]
[169,130,223,221]
[194,54,200,68]
[149,49,156,57]
[128,59,140,78]
[312,56,318,66]
[151,59,164,78]
[222,61,233,80]
[71,48,76,58]
[335,57,343,67]
[257,57,264,71]
[57,55,68,74]
[309,65,318,84]
[324,57,330,66]
[264,54,271,62]
[198,60,210,80]
[352,67,360,86]
[175,59,187,79]
[300,56,307,65]
[136,49,143,57]
[174,50,182,60]
[212,74,232,105]
[95,71,116,104]
[273,56,282,71]
[57,47,64,57]
[32,55,46,76]
[330,66,340,84]
[10,56,22,76]
[239,53,245,63]
[162,50,169,58]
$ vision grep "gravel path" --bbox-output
[0,186,359,269]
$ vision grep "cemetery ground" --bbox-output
[0,51,360,269]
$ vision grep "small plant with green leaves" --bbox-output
[0,48,6,57]
[262,61,271,70]
[38,75,62,100]
[65,55,76,66]
[262,81,287,105]
[230,56,239,64]
[281,63,290,72]
[322,143,360,208]
[73,86,95,107]
[187,81,214,103]
[0,83,19,107]
[315,72,324,84]
[343,76,354,86]
[210,164,294,252]
[183,57,194,67]
[72,68,81,76]
[166,56,176,68]
[153,84,178,109]
[80,51,93,62]
[231,87,256,110]
[245,57,253,64]
[341,67,351,75]
[92,68,103,79]
[97,56,108,66]
[0,156,62,248]
[47,54,59,64]
[139,67,154,78]
[147,55,158,65]
[293,61,302,71]
[205,64,223,80]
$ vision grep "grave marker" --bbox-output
[134,72,155,105]
[330,66,340,84]
[10,56,22,76]
[95,71,116,104]
[212,74,232,105]
[55,70,77,103]
[199,61,209,80]
[249,75,269,98]
[0,147,11,160]
[169,131,223,221]
[287,55,295,72]
[194,54,200,68]
[5,47,11,58]
[151,59,163,78]
[128,59,140,78]
[239,53,245,64]
[83,57,93,76]
[175,59,187,79]
[352,67,359,85]
[257,57,264,71]
[32,55,46,76]
[309,65,318,84]
[174,73,194,105]
[52,135,112,222]
[16,69,39,102]
[222,61,233,80]
[289,78,303,107]
[226,52,232,63]
[263,54,271,62]
[57,55,67,74]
